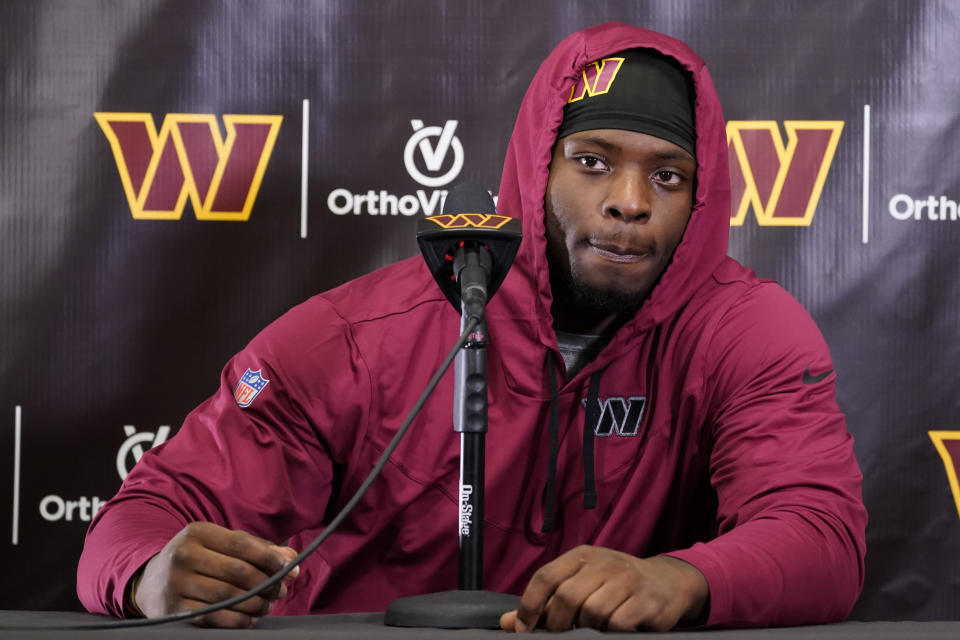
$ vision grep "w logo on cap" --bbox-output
[568,57,625,103]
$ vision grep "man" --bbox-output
[78,22,866,631]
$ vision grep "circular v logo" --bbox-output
[404,119,464,187]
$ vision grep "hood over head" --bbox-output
[493,22,731,361]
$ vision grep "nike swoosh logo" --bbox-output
[802,365,834,384]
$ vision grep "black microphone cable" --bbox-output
[2,316,480,631]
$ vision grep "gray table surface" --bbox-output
[2,611,959,639]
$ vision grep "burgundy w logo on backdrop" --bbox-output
[930,431,960,520]
[94,113,282,221]
[726,121,843,226]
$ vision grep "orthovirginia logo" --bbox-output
[36,424,171,524]
[116,424,170,480]
[929,430,960,519]
[887,193,960,222]
[95,113,282,221]
[404,119,463,188]
[727,121,843,226]
[327,118,469,217]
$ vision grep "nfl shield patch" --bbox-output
[234,369,270,408]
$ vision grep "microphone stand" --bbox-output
[384,246,519,629]
[456,310,487,591]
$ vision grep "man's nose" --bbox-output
[602,170,650,222]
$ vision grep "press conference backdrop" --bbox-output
[1,0,958,620]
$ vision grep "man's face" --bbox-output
[544,128,696,324]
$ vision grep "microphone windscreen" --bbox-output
[417,182,522,313]
[441,182,497,217]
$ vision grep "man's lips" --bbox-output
[586,240,652,263]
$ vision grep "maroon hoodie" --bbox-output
[78,22,866,627]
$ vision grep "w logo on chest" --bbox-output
[582,396,648,438]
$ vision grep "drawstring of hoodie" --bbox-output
[542,356,559,533]
[583,369,603,510]
[541,355,606,533]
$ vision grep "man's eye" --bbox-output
[575,155,608,170]
[654,170,682,184]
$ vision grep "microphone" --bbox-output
[417,182,522,321]
[387,181,524,629]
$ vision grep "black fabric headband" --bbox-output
[557,48,696,157]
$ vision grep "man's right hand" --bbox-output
[131,522,300,628]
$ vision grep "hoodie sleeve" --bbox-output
[76,296,371,616]
[666,282,866,628]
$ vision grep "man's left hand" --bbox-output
[499,545,708,632]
